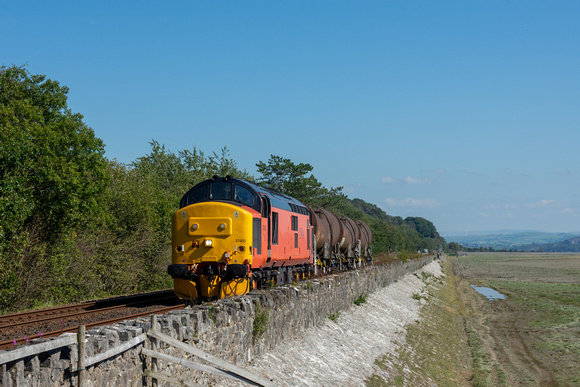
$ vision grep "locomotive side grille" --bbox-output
[289,203,309,215]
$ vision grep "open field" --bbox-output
[368,253,579,386]
[456,253,580,386]
[457,252,580,284]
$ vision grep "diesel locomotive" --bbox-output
[167,176,372,303]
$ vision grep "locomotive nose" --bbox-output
[171,202,254,301]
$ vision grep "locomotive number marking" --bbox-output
[236,239,246,243]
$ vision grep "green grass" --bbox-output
[458,253,580,284]
[365,374,389,387]
[208,306,217,324]
[354,293,367,306]
[252,305,270,342]
[489,279,580,385]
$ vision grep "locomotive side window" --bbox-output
[210,182,232,200]
[234,185,255,207]
[272,212,279,245]
[187,185,208,205]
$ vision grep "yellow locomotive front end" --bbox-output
[169,201,254,302]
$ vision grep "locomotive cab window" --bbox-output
[186,185,207,205]
[234,185,255,207]
[210,181,232,200]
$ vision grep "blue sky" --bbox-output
[2,1,579,234]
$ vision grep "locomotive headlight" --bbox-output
[219,223,226,230]
[204,239,213,247]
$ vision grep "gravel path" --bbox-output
[225,260,443,386]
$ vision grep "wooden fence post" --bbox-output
[78,325,86,387]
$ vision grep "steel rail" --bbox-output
[0,293,178,331]
[0,304,184,350]
[0,290,176,328]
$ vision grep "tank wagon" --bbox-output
[168,176,372,303]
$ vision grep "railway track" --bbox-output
[0,290,184,350]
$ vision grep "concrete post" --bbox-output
[151,315,158,387]
[78,325,86,387]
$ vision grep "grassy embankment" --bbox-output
[365,258,472,386]
[365,253,580,387]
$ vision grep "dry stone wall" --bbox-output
[0,256,434,386]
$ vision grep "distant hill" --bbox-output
[445,231,580,251]
[442,229,532,237]
[538,236,580,252]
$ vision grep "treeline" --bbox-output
[535,237,580,252]
[448,237,580,254]
[0,65,445,314]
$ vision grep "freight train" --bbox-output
[167,176,372,303]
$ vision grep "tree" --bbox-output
[404,217,440,239]
[255,155,344,208]
[0,65,108,237]
[179,145,253,182]
[0,65,108,311]
[447,242,462,255]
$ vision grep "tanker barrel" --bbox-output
[310,208,330,251]
[356,220,372,252]
[311,208,344,252]
[338,216,361,253]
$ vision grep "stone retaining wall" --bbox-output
[1,256,434,386]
